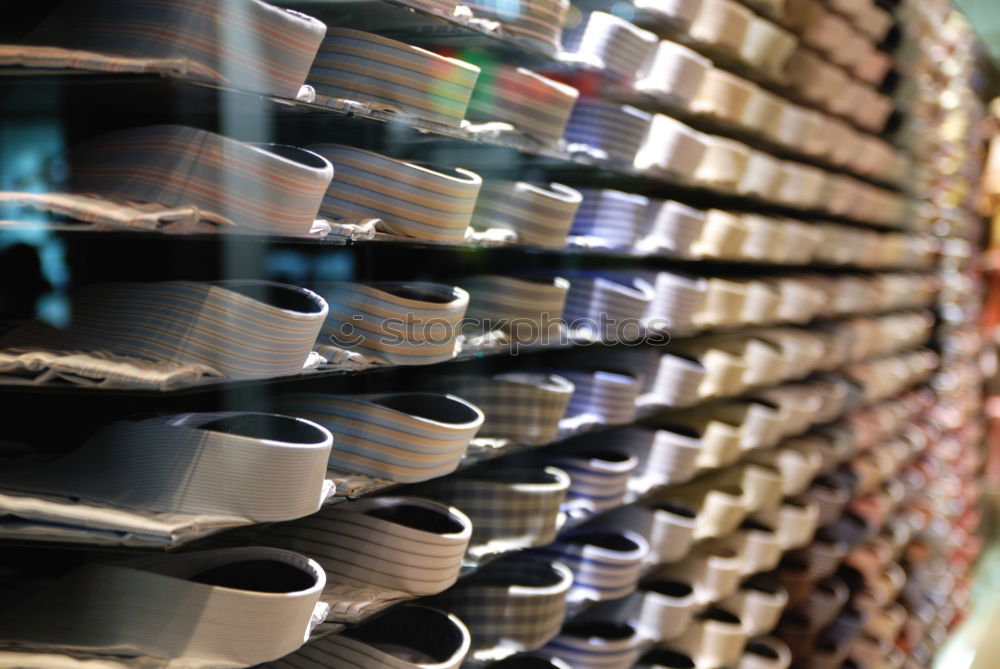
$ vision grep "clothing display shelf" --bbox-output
[273,371,934,661]
[290,0,905,151]
[0,72,915,243]
[0,0,961,668]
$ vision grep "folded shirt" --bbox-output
[308,29,480,128]
[3,0,325,98]
[275,392,484,483]
[0,280,328,389]
[0,412,333,547]
[265,604,471,669]
[261,496,472,622]
[0,547,328,668]
[0,125,334,236]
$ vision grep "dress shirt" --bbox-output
[742,283,781,326]
[541,446,638,516]
[634,114,708,178]
[307,144,482,242]
[428,556,572,658]
[467,64,579,144]
[308,29,480,128]
[671,607,748,668]
[470,180,582,247]
[636,649,697,668]
[689,210,749,260]
[741,88,784,139]
[463,0,570,55]
[637,40,711,106]
[776,162,826,210]
[312,281,468,366]
[689,0,752,54]
[665,339,748,399]
[636,199,705,255]
[568,188,649,249]
[590,502,697,566]
[645,350,708,408]
[694,136,751,191]
[541,622,643,669]
[412,465,570,559]
[0,280,327,389]
[3,125,334,236]
[558,369,641,425]
[460,275,570,344]
[0,547,327,668]
[656,541,743,603]
[266,604,470,669]
[5,0,325,98]
[737,155,786,202]
[0,412,333,547]
[564,98,653,166]
[642,271,706,335]
[561,12,657,80]
[612,426,702,489]
[724,576,789,637]
[692,68,756,124]
[424,372,573,445]
[274,392,483,483]
[262,497,472,621]
[530,528,649,602]
[739,638,792,669]
[740,16,796,78]
[559,272,655,339]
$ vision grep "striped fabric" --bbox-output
[559,272,655,339]
[564,98,653,165]
[5,125,334,236]
[266,605,470,669]
[0,412,333,547]
[262,497,472,621]
[470,180,583,247]
[0,280,328,389]
[312,281,469,366]
[11,0,326,98]
[308,144,482,242]
[424,373,574,445]
[558,369,641,425]
[638,200,705,255]
[460,275,570,342]
[466,64,579,143]
[530,528,648,602]
[634,113,708,177]
[543,447,639,514]
[637,40,711,105]
[414,466,570,558]
[561,12,658,80]
[0,547,327,667]
[428,556,572,657]
[540,622,644,669]
[308,29,480,128]
[274,392,483,483]
[464,0,570,55]
[568,188,648,249]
